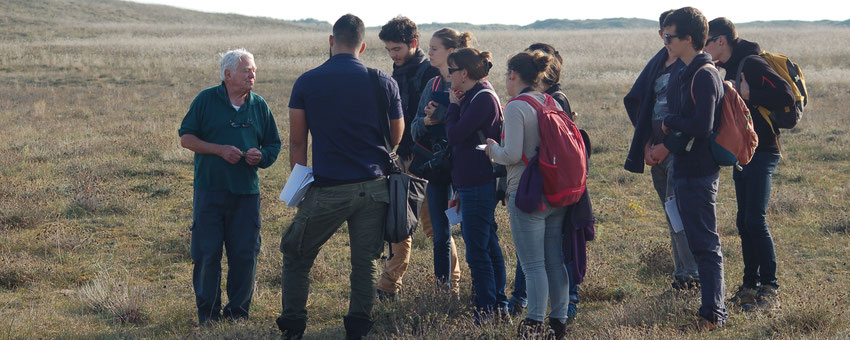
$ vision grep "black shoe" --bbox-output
[516,318,546,339]
[548,317,568,339]
[376,288,397,302]
[276,316,306,340]
[343,315,374,340]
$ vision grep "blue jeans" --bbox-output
[458,181,508,313]
[651,156,699,281]
[191,190,261,324]
[513,253,579,307]
[733,151,780,288]
[508,195,569,322]
[427,181,453,284]
[674,172,728,324]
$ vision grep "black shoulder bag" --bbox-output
[368,68,428,243]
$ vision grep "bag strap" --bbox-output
[470,88,503,144]
[509,93,549,166]
[431,75,442,92]
[368,68,401,172]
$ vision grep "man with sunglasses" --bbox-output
[659,7,727,331]
[624,10,700,293]
[703,17,794,313]
[178,48,281,325]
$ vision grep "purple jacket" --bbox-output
[445,81,502,187]
[564,188,595,284]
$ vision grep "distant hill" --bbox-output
[523,18,656,30]
[0,0,316,41]
[2,0,846,41]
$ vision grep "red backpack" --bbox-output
[511,93,587,207]
[690,65,758,170]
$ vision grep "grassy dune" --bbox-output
[1,1,849,338]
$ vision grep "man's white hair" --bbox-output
[220,48,254,81]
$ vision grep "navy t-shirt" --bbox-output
[289,53,403,186]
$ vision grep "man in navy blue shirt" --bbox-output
[276,14,403,340]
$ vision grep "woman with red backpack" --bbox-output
[485,50,570,339]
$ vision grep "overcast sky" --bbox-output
[128,0,849,26]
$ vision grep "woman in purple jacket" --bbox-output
[445,48,507,320]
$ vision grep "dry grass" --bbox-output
[1,0,849,338]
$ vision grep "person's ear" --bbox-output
[410,38,418,50]
[359,42,366,54]
[329,35,334,48]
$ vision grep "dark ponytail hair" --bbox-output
[508,51,555,87]
[525,43,562,88]
[448,48,492,80]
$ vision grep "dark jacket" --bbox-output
[445,81,502,187]
[624,48,679,173]
[663,52,723,179]
[716,39,795,153]
[392,49,441,158]
[564,189,595,284]
[544,83,572,118]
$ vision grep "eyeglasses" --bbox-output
[447,67,462,74]
[706,35,723,43]
[663,33,684,44]
[230,119,253,128]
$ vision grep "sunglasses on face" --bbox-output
[447,67,462,74]
[706,35,723,43]
[230,119,253,128]
[663,33,684,44]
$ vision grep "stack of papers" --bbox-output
[279,164,314,207]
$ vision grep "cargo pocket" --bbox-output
[280,216,306,257]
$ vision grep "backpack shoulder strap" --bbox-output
[734,55,760,93]
[689,64,714,104]
[430,75,442,92]
[470,88,503,144]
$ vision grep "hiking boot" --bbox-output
[679,315,719,332]
[276,316,306,340]
[672,277,701,291]
[728,285,758,312]
[566,303,577,324]
[548,317,568,339]
[756,284,780,310]
[516,318,546,339]
[376,288,396,302]
[343,316,374,340]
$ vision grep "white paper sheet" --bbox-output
[664,197,685,233]
[279,164,314,207]
[445,206,462,227]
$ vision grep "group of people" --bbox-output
[177,6,796,339]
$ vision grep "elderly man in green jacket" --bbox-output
[178,48,281,325]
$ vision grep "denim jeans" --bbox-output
[674,171,728,324]
[280,178,387,322]
[733,151,781,288]
[427,181,454,284]
[191,190,261,324]
[650,156,700,281]
[513,254,579,307]
[507,194,569,322]
[458,181,508,313]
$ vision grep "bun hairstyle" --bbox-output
[433,28,474,49]
[447,48,492,80]
[508,50,555,87]
[525,43,562,88]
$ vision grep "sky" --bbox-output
[129,0,848,26]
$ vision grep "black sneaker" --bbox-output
[376,289,396,302]
[516,318,546,339]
